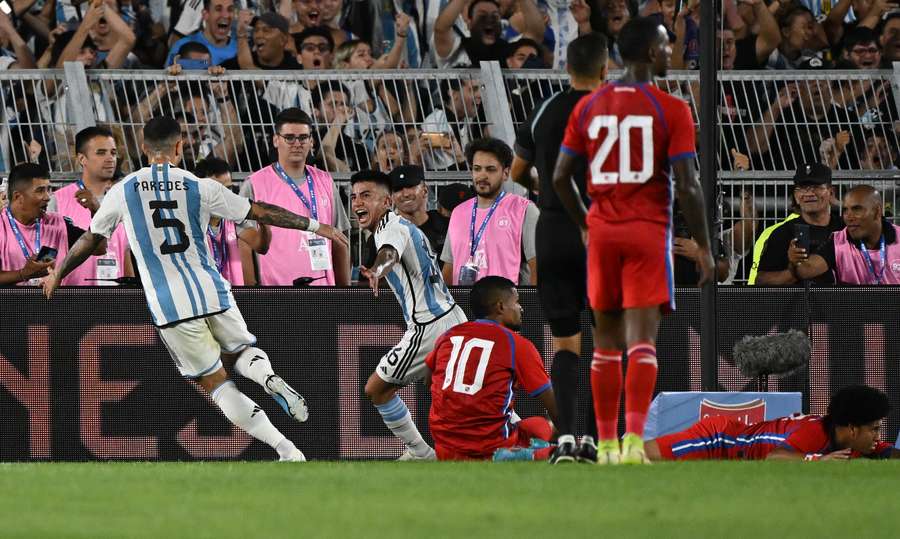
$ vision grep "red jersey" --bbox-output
[561,81,696,225]
[425,320,551,458]
[661,414,895,460]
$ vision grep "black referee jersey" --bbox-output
[513,88,591,214]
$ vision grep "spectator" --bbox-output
[374,130,408,173]
[748,162,844,286]
[310,81,370,172]
[193,157,271,285]
[766,6,825,69]
[745,68,864,171]
[319,0,352,47]
[420,78,485,171]
[227,11,302,69]
[294,25,334,68]
[166,0,238,67]
[671,202,730,285]
[432,0,546,68]
[794,185,900,284]
[390,165,449,258]
[542,0,594,69]
[285,0,325,36]
[239,107,351,286]
[0,9,37,69]
[825,0,897,48]
[441,137,538,286]
[0,163,105,286]
[722,0,781,69]
[436,182,474,218]
[602,0,632,67]
[860,133,898,170]
[877,10,900,66]
[55,0,136,69]
[47,126,132,285]
[505,36,543,68]
[672,0,699,69]
[840,26,882,68]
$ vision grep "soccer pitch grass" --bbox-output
[2,461,896,538]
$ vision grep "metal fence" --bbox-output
[3,64,900,283]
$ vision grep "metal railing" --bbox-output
[3,63,900,283]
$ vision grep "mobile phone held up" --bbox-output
[36,246,58,263]
[176,58,211,71]
[794,223,810,251]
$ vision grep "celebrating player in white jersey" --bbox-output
[352,170,467,460]
[44,117,349,462]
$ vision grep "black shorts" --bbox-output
[536,212,588,337]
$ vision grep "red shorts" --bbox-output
[435,417,553,461]
[586,218,674,313]
[654,416,734,460]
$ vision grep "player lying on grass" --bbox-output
[423,276,560,461]
[645,385,899,461]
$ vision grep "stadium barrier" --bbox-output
[1,287,897,461]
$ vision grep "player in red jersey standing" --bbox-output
[647,385,899,461]
[425,276,559,461]
[553,17,715,464]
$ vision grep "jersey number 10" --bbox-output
[442,336,495,396]
[149,200,190,254]
[588,114,654,185]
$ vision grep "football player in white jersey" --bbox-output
[351,170,467,460]
[44,117,349,462]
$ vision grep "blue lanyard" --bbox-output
[77,179,85,190]
[860,235,886,284]
[273,162,317,220]
[207,224,228,273]
[5,207,40,259]
[469,192,506,258]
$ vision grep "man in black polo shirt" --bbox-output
[751,162,843,286]
[390,165,449,259]
[510,33,608,464]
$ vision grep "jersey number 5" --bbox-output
[588,114,653,184]
[149,200,190,254]
[442,336,495,396]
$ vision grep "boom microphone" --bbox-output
[732,329,810,378]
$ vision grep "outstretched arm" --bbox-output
[247,200,349,249]
[43,232,106,298]
[359,245,399,296]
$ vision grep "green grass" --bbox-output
[1,461,896,538]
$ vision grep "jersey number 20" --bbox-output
[588,114,653,184]
[442,336,495,395]
[149,200,190,254]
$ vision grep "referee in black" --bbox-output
[511,33,608,464]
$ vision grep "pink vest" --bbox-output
[448,194,530,284]
[1,210,70,286]
[249,164,337,286]
[54,182,130,286]
[833,225,900,285]
[206,219,244,286]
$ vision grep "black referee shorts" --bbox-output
[536,211,588,338]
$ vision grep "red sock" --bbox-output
[591,349,623,440]
[625,342,658,437]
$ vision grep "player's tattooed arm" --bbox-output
[248,201,350,248]
[43,232,105,298]
[359,246,399,297]
[552,152,588,230]
[247,200,312,230]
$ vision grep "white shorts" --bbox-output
[376,306,467,386]
[157,307,256,378]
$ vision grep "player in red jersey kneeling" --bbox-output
[424,276,559,461]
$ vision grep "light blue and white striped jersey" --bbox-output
[90,163,251,326]
[374,211,456,326]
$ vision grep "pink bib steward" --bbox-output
[54,182,130,286]
[206,219,244,286]
[448,193,530,284]
[833,224,900,285]
[0,210,70,286]
[249,164,336,286]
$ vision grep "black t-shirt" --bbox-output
[817,219,897,282]
[221,52,302,71]
[514,89,590,214]
[758,211,844,285]
[759,103,864,171]
[734,34,761,69]
[313,127,371,172]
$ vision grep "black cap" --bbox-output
[389,165,425,192]
[251,12,290,34]
[796,55,834,70]
[438,183,475,212]
[793,162,832,186]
